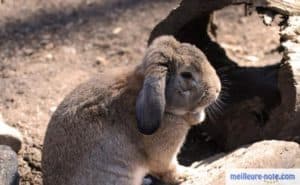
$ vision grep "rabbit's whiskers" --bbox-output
[205,74,231,123]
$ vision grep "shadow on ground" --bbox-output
[0,0,175,59]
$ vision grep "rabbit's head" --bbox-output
[136,36,221,135]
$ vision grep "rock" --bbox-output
[112,27,122,35]
[16,90,24,95]
[44,43,54,50]
[244,55,259,62]
[45,53,54,60]
[177,140,300,185]
[49,106,57,113]
[23,147,42,171]
[0,145,19,185]
[0,114,23,153]
[95,56,108,66]
[263,10,275,25]
[62,46,77,55]
[23,48,34,56]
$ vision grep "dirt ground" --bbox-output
[0,0,282,184]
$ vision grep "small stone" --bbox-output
[295,26,300,35]
[62,46,77,55]
[23,48,34,56]
[45,43,54,50]
[244,55,259,62]
[95,56,108,66]
[19,159,31,175]
[0,113,23,153]
[23,147,42,170]
[50,106,57,113]
[263,11,275,26]
[42,34,51,40]
[239,17,247,24]
[65,22,74,30]
[16,90,24,95]
[113,27,122,35]
[45,53,54,60]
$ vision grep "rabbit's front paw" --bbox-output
[160,165,196,184]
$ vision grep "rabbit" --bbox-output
[42,36,221,185]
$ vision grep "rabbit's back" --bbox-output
[42,66,144,185]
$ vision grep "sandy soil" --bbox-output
[0,0,281,184]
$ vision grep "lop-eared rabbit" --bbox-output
[42,36,221,185]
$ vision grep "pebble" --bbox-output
[45,53,54,60]
[262,11,275,26]
[16,90,24,95]
[62,46,77,55]
[95,56,108,66]
[0,113,23,152]
[23,147,41,170]
[244,55,259,62]
[44,43,54,50]
[23,48,34,56]
[49,106,57,113]
[113,27,122,35]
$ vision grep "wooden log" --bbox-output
[277,15,300,140]
[199,7,300,151]
[181,140,300,185]
[148,0,300,185]
[149,0,298,151]
[148,0,300,147]
[234,0,300,15]
[148,0,231,44]
[149,0,300,44]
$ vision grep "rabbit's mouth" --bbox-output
[165,107,188,116]
[165,91,218,116]
[198,93,219,107]
[196,86,220,107]
[165,105,206,117]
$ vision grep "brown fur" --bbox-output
[42,36,221,185]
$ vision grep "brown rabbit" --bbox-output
[42,36,221,185]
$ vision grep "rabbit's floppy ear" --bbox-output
[136,57,168,135]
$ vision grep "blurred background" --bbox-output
[0,0,282,184]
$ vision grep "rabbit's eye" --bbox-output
[180,72,193,80]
